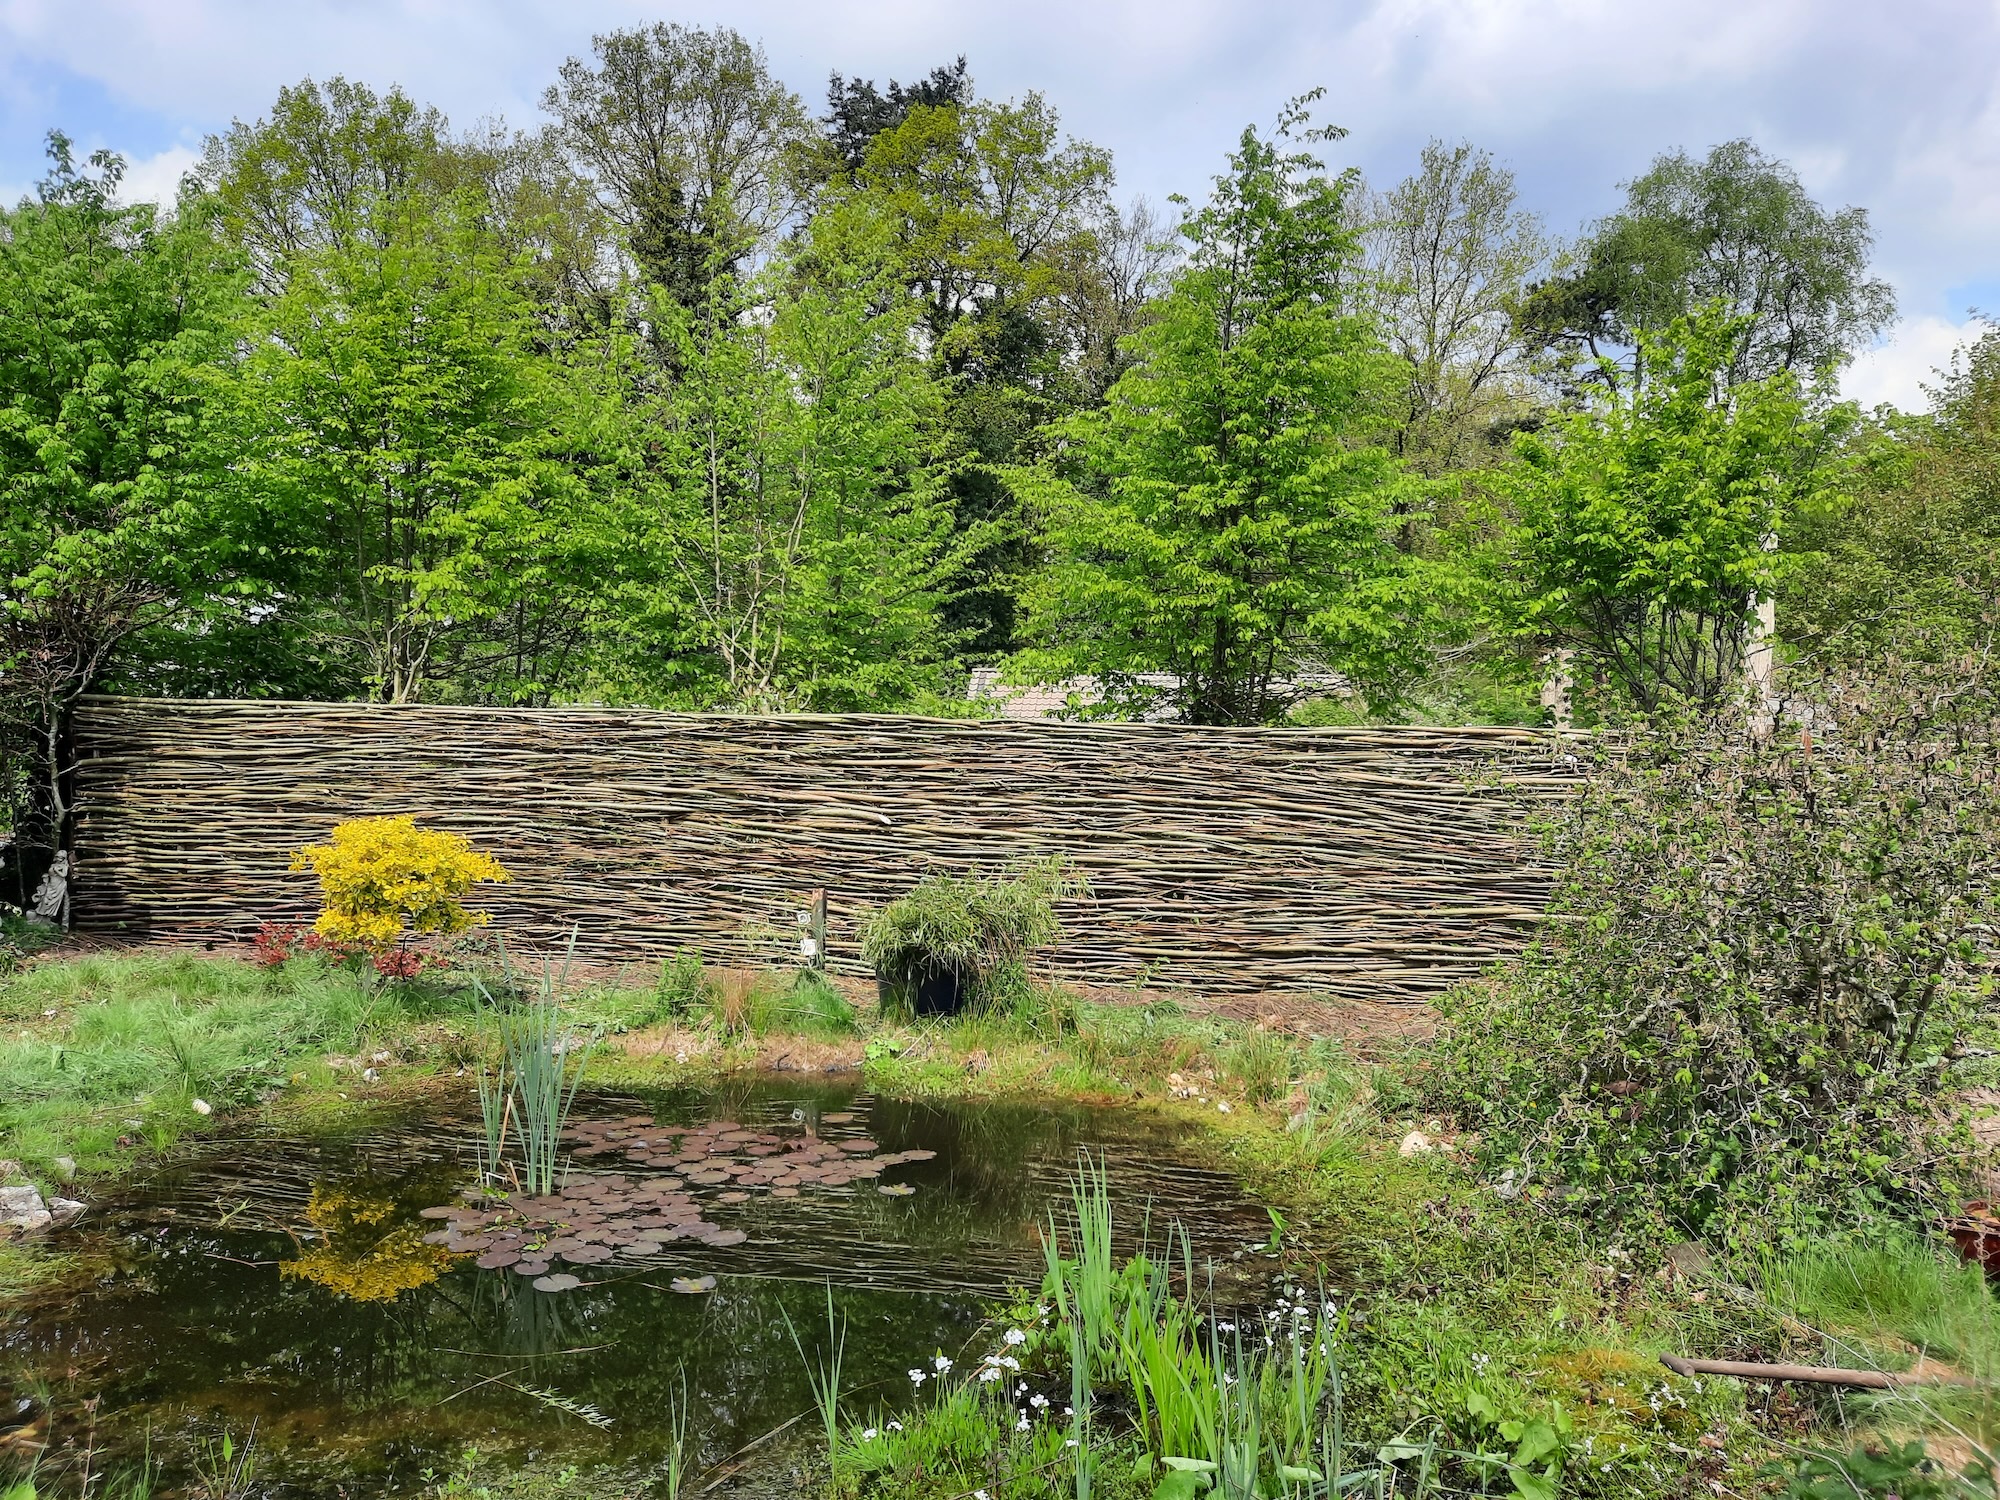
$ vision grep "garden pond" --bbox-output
[0,1081,1280,1496]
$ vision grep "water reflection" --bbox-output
[0,1082,1270,1496]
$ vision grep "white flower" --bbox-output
[862,1428,879,1441]
[978,1365,1002,1384]
[1065,1438,1079,1449]
[1029,1394,1049,1409]
[1217,1321,1235,1333]
[999,1355,1020,1371]
[1015,1412,1030,1432]
[1004,1328,1027,1346]
[887,1421,903,1432]
[909,1369,926,1385]
[933,1354,952,1373]
[977,1491,991,1500]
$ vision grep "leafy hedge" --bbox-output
[1433,656,2000,1239]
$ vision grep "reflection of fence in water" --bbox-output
[107,1090,1270,1299]
[71,696,1580,1008]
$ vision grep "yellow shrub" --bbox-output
[291,815,509,953]
[280,1186,458,1301]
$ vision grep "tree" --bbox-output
[1434,657,2000,1237]
[205,78,622,343]
[1783,327,2000,660]
[0,135,245,868]
[1009,97,1431,725]
[823,58,971,176]
[1519,140,1894,391]
[1486,307,1838,712]
[544,23,813,307]
[598,197,969,711]
[201,77,458,293]
[232,184,605,703]
[849,90,1117,657]
[1365,140,1548,477]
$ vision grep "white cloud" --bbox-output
[113,144,198,207]
[1842,315,1987,414]
[0,0,1993,361]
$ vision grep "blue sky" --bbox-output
[3,0,1993,409]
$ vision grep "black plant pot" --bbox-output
[877,961,971,1018]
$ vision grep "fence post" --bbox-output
[798,888,828,971]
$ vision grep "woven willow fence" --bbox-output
[70,697,1581,1008]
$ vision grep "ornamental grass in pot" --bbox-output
[860,857,1084,1020]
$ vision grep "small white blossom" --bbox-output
[887,1421,903,1432]
[934,1354,952,1373]
[998,1355,1020,1371]
[1029,1394,1049,1410]
[1015,1412,1030,1432]
[978,1365,1003,1384]
[1004,1328,1027,1346]
[909,1369,926,1386]
[862,1428,879,1441]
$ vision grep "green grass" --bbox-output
[0,953,480,1182]
[1758,1230,2000,1379]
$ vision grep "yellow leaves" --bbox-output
[278,1185,457,1302]
[292,815,508,954]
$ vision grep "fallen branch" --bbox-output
[1660,1355,1980,1390]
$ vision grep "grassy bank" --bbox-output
[0,949,1990,1496]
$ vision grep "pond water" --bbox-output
[1,1081,1276,1496]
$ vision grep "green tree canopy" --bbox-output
[543,23,814,308]
[1783,327,2000,659]
[595,195,971,711]
[1009,97,1432,725]
[0,135,247,847]
[1484,306,1840,711]
[1520,139,1894,391]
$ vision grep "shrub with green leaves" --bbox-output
[1433,655,2000,1240]
[861,857,1085,1018]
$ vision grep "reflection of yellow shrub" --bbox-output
[291,816,509,953]
[280,1186,458,1302]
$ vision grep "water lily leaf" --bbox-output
[531,1273,581,1292]
[1151,1472,1209,1500]
[877,1183,916,1196]
[669,1274,717,1294]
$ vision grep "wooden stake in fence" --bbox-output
[798,889,828,972]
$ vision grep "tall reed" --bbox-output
[473,956,589,1195]
[784,1285,847,1460]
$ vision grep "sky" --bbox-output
[1,0,1992,412]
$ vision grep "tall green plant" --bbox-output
[473,965,589,1195]
[862,856,1084,1016]
[1006,93,1434,724]
[1435,655,2000,1237]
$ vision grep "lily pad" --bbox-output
[877,1183,916,1197]
[532,1273,582,1293]
[669,1275,717,1294]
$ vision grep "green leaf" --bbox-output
[1151,1471,1210,1500]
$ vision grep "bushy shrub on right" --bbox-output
[1434,655,2000,1241]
